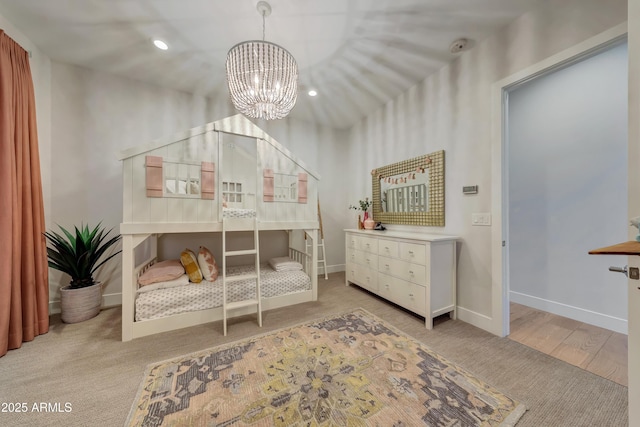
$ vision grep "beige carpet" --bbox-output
[127,308,525,426]
[0,272,628,426]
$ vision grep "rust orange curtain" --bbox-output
[0,30,49,357]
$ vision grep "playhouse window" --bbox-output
[222,181,243,203]
[274,173,298,202]
[164,162,201,198]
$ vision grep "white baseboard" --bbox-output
[319,264,345,276]
[510,291,628,335]
[49,292,123,315]
[49,301,60,315]
[103,292,122,308]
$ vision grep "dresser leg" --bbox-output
[449,309,457,320]
[425,317,433,330]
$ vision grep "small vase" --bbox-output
[364,217,375,230]
[358,214,364,229]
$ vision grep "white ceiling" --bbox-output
[0,0,543,129]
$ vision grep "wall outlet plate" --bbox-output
[630,267,639,280]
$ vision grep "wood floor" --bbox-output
[509,302,628,386]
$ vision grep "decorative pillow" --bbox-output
[268,256,304,272]
[180,249,203,283]
[137,259,185,286]
[197,246,219,282]
[137,274,189,293]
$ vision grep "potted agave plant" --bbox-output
[44,222,121,323]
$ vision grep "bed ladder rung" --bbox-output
[225,273,258,282]
[222,216,262,336]
[226,299,260,310]
[225,249,257,256]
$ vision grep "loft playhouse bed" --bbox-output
[119,115,320,341]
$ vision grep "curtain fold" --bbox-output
[0,30,49,357]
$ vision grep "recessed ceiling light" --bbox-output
[153,39,169,50]
[308,90,318,97]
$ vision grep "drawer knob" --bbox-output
[408,250,414,255]
[409,270,414,275]
[409,293,414,297]
[385,264,390,269]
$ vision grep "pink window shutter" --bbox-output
[298,172,308,204]
[201,162,215,200]
[263,169,274,202]
[145,155,163,198]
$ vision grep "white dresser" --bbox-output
[345,229,458,329]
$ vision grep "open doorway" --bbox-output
[502,39,628,384]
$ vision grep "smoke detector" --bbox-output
[449,38,469,54]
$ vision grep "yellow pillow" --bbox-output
[180,249,203,283]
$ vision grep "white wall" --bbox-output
[347,0,628,329]
[508,42,628,332]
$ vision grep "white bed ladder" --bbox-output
[222,216,262,336]
[306,200,328,280]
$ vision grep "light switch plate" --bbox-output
[472,213,491,226]
[463,185,478,194]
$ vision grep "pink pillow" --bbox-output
[138,259,185,286]
[197,246,219,281]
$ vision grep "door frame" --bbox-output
[490,23,628,337]
[627,1,640,424]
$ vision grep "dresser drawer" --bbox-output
[378,239,399,258]
[379,256,426,285]
[347,247,378,268]
[378,273,426,316]
[357,236,377,253]
[355,250,378,269]
[346,234,358,250]
[399,241,427,265]
[346,233,377,253]
[350,264,378,293]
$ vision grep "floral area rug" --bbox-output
[127,309,526,426]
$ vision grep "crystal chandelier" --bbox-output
[226,1,298,120]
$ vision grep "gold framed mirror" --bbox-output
[371,150,444,226]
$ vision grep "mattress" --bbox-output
[135,264,310,321]
[223,207,256,218]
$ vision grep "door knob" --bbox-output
[608,265,628,277]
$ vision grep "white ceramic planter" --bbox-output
[60,282,102,323]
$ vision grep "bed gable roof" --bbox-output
[118,114,320,180]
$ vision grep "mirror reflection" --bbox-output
[380,169,429,212]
